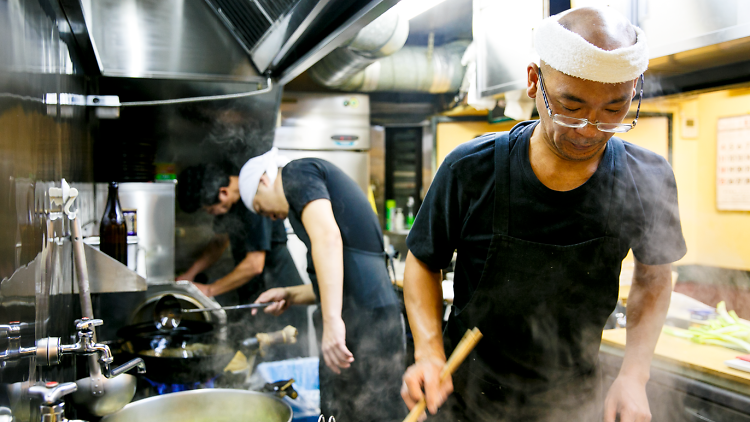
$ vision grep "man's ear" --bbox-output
[527,63,540,99]
[218,186,230,201]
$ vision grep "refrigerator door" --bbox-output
[279,149,370,194]
[275,93,370,151]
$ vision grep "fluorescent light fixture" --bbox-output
[391,0,449,20]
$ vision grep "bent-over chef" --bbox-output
[177,162,307,359]
[242,150,407,422]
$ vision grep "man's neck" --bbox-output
[528,125,607,192]
[274,170,290,210]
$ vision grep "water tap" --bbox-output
[28,382,87,422]
[36,319,113,372]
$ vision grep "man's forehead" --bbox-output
[558,7,637,51]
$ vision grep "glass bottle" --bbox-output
[100,181,127,265]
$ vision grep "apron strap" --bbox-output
[493,128,627,239]
[604,138,627,239]
[492,132,511,235]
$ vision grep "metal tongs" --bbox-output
[153,294,272,330]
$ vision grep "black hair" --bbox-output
[177,162,235,213]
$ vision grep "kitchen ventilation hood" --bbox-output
[474,0,750,99]
[62,0,398,83]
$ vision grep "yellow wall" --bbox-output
[434,87,750,271]
[436,120,517,166]
[638,90,750,271]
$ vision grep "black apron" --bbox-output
[440,132,625,422]
[313,246,406,421]
[311,246,398,310]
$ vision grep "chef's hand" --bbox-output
[401,356,453,418]
[176,273,194,282]
[321,317,354,374]
[192,282,212,297]
[604,375,651,422]
[252,287,291,316]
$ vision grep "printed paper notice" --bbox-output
[717,115,750,211]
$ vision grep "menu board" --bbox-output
[717,115,750,211]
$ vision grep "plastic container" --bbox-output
[394,208,405,231]
[385,200,396,231]
[256,358,320,422]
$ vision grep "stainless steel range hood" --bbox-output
[61,0,398,84]
[78,0,264,82]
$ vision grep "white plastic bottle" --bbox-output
[394,208,405,231]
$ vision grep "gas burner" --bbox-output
[135,377,217,399]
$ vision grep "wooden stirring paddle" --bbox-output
[402,327,483,422]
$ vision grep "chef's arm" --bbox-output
[201,250,266,297]
[604,258,672,422]
[620,259,672,382]
[301,199,345,320]
[402,251,452,414]
[177,234,230,281]
[301,199,354,372]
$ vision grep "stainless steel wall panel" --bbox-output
[0,0,96,413]
[474,0,544,98]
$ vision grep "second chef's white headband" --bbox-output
[534,10,649,83]
[239,147,290,213]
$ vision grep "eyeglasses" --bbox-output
[537,69,644,133]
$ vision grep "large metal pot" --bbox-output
[101,389,293,422]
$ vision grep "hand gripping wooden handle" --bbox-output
[402,328,483,422]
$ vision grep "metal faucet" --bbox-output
[28,382,87,422]
[0,322,38,367]
[63,319,114,372]
[35,319,113,373]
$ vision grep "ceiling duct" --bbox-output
[336,41,469,93]
[308,8,409,89]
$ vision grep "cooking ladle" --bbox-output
[153,294,273,330]
[60,181,142,416]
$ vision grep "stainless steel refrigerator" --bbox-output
[274,92,371,192]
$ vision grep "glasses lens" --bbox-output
[597,123,632,133]
[553,115,587,128]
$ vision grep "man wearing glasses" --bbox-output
[401,6,685,422]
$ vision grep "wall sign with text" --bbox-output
[717,115,750,211]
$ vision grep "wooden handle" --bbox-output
[402,328,483,422]
[256,326,298,356]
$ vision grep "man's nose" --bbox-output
[575,120,600,138]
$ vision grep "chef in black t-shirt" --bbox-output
[401,8,686,422]
[238,149,407,422]
[176,163,307,358]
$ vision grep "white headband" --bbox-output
[534,11,649,83]
[238,147,290,213]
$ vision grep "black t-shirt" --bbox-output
[408,120,687,302]
[282,158,384,276]
[213,201,287,265]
